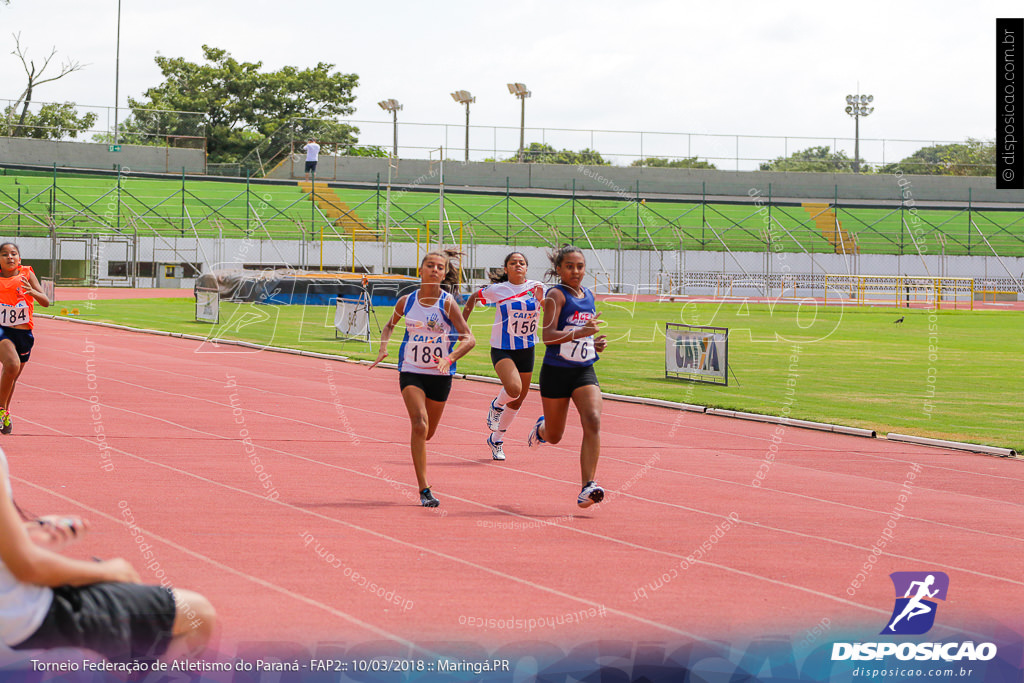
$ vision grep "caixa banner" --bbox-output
[665,323,728,385]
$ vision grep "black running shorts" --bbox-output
[12,583,177,663]
[399,372,453,402]
[539,363,600,399]
[490,346,535,374]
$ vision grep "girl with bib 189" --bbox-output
[0,243,50,435]
[370,251,475,508]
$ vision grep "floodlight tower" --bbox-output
[378,99,403,158]
[845,93,874,173]
[507,83,531,162]
[451,90,475,162]
[114,0,122,144]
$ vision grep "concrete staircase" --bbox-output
[298,181,379,241]
[802,203,858,254]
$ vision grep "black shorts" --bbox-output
[539,363,599,399]
[490,346,535,374]
[304,160,318,173]
[399,372,453,402]
[0,326,34,363]
[12,583,177,663]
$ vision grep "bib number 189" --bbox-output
[410,343,444,367]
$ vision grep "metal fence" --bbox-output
[1,99,206,147]
[1,169,1021,291]
[287,118,992,174]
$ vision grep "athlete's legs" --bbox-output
[538,396,571,444]
[493,358,523,406]
[0,340,22,412]
[570,384,603,485]
[508,371,532,410]
[163,589,216,660]
[424,397,447,440]
[401,386,432,489]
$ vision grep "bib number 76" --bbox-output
[559,336,594,362]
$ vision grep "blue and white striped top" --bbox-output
[478,280,543,350]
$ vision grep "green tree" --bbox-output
[878,139,995,176]
[346,144,388,157]
[759,145,864,173]
[124,45,360,164]
[509,142,609,165]
[631,156,717,169]
[2,102,96,139]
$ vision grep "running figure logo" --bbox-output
[881,572,949,635]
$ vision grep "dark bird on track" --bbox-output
[894,316,905,325]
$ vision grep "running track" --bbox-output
[5,316,1023,660]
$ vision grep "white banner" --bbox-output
[335,297,369,341]
[665,324,728,384]
[195,288,220,323]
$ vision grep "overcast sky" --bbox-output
[1,1,1019,168]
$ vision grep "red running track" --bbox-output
[5,317,1023,655]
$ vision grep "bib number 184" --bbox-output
[0,306,29,327]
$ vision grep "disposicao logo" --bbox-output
[831,571,998,663]
[881,571,948,635]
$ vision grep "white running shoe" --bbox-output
[577,481,605,508]
[527,416,546,449]
[486,399,505,432]
[487,433,506,461]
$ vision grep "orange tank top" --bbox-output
[0,266,35,329]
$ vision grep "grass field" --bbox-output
[4,169,1024,256]
[52,296,1023,451]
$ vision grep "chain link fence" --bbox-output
[2,99,206,147]
[1,168,1020,293]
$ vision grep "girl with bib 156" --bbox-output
[461,252,544,462]
[370,251,475,508]
[0,243,50,435]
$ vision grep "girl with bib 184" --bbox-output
[0,243,50,435]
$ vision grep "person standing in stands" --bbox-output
[304,137,321,181]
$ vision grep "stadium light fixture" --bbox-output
[451,90,476,162]
[378,99,403,158]
[507,83,531,162]
[114,0,122,144]
[844,92,874,173]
